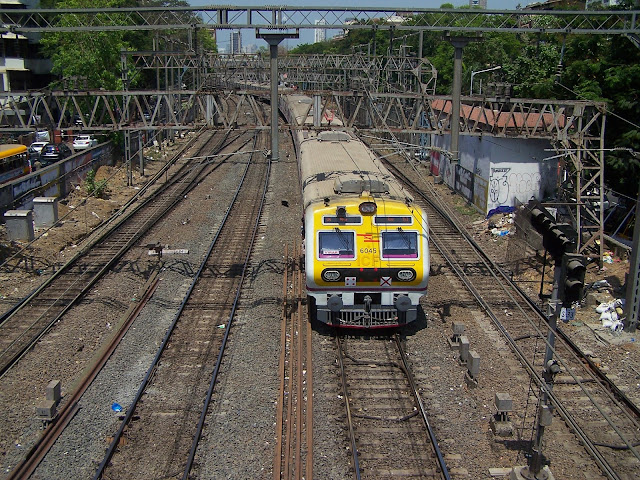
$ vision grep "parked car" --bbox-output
[73,114,89,127]
[39,143,72,166]
[27,141,48,160]
[73,135,98,150]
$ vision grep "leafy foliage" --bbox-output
[40,0,216,90]
[289,6,640,196]
[40,0,140,90]
[85,169,108,198]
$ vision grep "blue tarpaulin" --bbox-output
[486,206,516,218]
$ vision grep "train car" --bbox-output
[287,96,429,328]
[0,144,31,184]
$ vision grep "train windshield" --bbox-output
[318,229,355,259]
[381,230,418,259]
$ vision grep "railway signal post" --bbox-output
[513,206,579,480]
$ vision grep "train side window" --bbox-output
[318,230,355,259]
[381,230,418,259]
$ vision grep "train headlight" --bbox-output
[322,270,341,282]
[359,202,377,215]
[397,270,415,281]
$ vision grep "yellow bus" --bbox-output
[0,144,31,184]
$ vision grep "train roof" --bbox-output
[286,94,343,127]
[298,129,412,210]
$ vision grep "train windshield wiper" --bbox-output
[334,227,351,252]
[397,227,413,249]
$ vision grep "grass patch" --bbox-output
[454,202,480,217]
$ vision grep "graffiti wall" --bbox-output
[429,134,557,214]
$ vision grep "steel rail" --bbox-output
[274,244,290,480]
[7,273,160,480]
[303,243,314,480]
[388,158,640,438]
[383,155,640,420]
[335,334,362,480]
[183,133,271,479]
[0,128,200,326]
[91,130,265,479]
[383,160,631,479]
[393,333,451,480]
[386,154,640,424]
[426,223,622,480]
[0,131,235,378]
[295,246,304,480]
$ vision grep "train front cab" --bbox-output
[305,198,429,329]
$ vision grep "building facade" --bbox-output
[469,0,488,8]
[230,30,242,55]
[314,20,327,44]
[1,0,52,95]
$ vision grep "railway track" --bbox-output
[5,273,161,480]
[0,128,255,378]
[93,130,271,479]
[1,123,266,480]
[273,243,313,480]
[335,332,449,479]
[384,155,640,480]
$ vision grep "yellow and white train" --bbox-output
[286,95,429,328]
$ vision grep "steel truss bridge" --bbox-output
[1,6,637,260]
[0,6,638,37]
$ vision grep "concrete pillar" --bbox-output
[444,34,479,162]
[256,30,300,162]
[624,190,640,331]
[490,392,514,437]
[465,350,480,388]
[458,336,470,365]
[4,210,34,242]
[46,380,61,404]
[313,94,322,128]
[448,321,465,349]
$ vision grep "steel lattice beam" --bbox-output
[0,7,638,35]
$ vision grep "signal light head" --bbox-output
[531,207,552,233]
[560,253,587,305]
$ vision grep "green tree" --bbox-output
[40,0,216,90]
[40,0,140,90]
[503,42,560,98]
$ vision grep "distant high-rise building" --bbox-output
[314,20,327,44]
[243,43,258,54]
[469,0,487,8]
[230,30,242,55]
[586,0,619,8]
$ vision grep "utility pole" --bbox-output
[256,30,299,162]
[625,191,640,331]
[444,33,480,163]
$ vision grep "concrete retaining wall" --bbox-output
[0,142,116,217]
